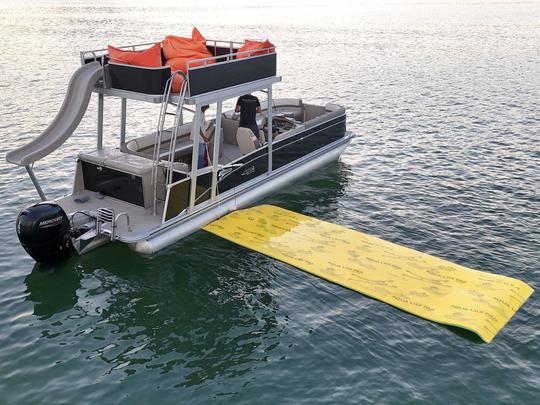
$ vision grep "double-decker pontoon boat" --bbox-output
[7,37,353,263]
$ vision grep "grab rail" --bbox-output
[79,38,245,65]
[151,70,188,215]
[185,46,276,68]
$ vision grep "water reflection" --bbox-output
[269,160,350,213]
[22,237,285,386]
[22,165,349,387]
[25,259,82,319]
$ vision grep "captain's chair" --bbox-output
[236,127,260,155]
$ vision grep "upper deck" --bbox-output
[80,39,281,104]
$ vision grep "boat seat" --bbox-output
[125,123,193,158]
[258,130,266,145]
[78,148,154,176]
[236,127,259,155]
[305,103,346,129]
[75,148,161,208]
[260,98,303,110]
[260,98,304,121]
[221,116,240,145]
[206,124,224,159]
[172,161,190,172]
[77,147,124,166]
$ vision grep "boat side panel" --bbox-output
[217,115,346,193]
[161,113,347,225]
[133,136,351,254]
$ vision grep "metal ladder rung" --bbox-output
[151,73,188,216]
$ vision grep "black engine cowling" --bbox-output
[16,202,73,264]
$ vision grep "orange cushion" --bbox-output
[107,43,162,67]
[192,27,206,44]
[166,55,215,73]
[236,39,275,59]
[163,30,215,92]
[166,56,216,92]
[170,74,185,93]
[162,35,211,60]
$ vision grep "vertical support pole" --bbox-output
[25,165,46,201]
[179,106,184,126]
[267,85,273,173]
[211,101,222,199]
[120,97,127,149]
[189,105,201,211]
[97,93,104,150]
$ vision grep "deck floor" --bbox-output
[220,144,243,164]
[56,191,163,238]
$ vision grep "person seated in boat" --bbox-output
[194,105,210,168]
[235,93,261,139]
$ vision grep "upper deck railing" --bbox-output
[80,39,277,102]
[80,39,245,65]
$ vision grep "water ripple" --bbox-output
[1,0,539,403]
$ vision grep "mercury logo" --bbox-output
[39,216,63,228]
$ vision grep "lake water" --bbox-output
[0,0,539,403]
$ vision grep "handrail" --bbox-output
[151,70,188,215]
[80,41,160,64]
[185,46,276,69]
[79,38,245,65]
[151,73,175,214]
[166,80,188,185]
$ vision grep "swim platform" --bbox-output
[204,205,533,343]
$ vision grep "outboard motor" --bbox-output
[16,202,73,264]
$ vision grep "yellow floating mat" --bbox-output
[204,205,533,343]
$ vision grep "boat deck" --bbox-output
[56,191,163,239]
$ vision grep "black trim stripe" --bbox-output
[215,115,346,192]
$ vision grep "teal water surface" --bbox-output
[0,0,539,403]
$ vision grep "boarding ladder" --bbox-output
[151,72,188,215]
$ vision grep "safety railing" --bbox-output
[151,70,188,215]
[79,39,244,65]
[185,45,276,69]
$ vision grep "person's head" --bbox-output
[201,105,209,113]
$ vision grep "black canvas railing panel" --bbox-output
[108,63,172,94]
[188,53,276,96]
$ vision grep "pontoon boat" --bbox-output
[6,37,352,263]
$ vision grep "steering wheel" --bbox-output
[261,115,296,134]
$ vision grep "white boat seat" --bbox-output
[260,98,303,110]
[258,130,266,145]
[260,98,304,121]
[221,115,240,145]
[172,161,190,172]
[206,125,224,159]
[125,123,193,157]
[77,147,124,167]
[236,127,259,155]
[78,148,158,208]
[78,148,154,176]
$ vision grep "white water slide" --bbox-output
[6,61,103,167]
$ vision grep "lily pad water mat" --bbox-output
[204,205,533,343]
